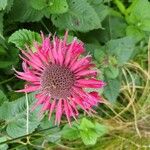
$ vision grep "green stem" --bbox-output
[0,76,15,85]
[114,0,127,16]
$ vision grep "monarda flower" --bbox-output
[15,31,105,125]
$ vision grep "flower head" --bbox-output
[15,31,105,125]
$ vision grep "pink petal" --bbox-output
[64,99,71,126]
[55,99,63,125]
[49,100,56,120]
[75,79,105,88]
[70,56,91,71]
[75,70,97,77]
[16,85,40,93]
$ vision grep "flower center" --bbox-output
[41,64,75,99]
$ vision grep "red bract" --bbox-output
[15,31,105,125]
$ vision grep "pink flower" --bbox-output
[15,31,105,125]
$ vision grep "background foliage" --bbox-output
[0,0,150,149]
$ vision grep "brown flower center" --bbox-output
[41,64,75,99]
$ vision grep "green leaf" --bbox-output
[104,78,121,102]
[80,129,98,145]
[127,0,150,31]
[107,37,135,65]
[95,122,108,137]
[0,61,15,68]
[48,0,68,14]
[0,137,8,150]
[104,65,119,79]
[30,0,47,10]
[0,90,8,106]
[62,122,80,140]
[51,0,101,32]
[0,93,35,120]
[6,108,41,138]
[8,0,44,22]
[0,92,41,138]
[79,118,108,145]
[8,29,41,49]
[0,0,7,10]
[79,118,95,130]
[88,0,109,23]
[99,15,127,43]
[126,25,145,42]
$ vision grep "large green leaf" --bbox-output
[0,92,41,138]
[106,37,135,65]
[8,29,41,49]
[8,0,44,22]
[52,0,101,32]
[6,108,41,138]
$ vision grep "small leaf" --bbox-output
[62,122,80,140]
[80,129,98,145]
[8,29,41,49]
[79,118,95,130]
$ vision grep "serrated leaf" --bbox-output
[80,129,98,145]
[0,92,41,138]
[48,0,68,14]
[8,29,41,49]
[107,37,135,65]
[62,122,80,140]
[79,118,95,130]
[52,0,101,32]
[104,78,121,102]
[8,0,44,22]
[0,93,35,120]
[6,108,41,138]
[0,0,7,10]
[79,118,108,145]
